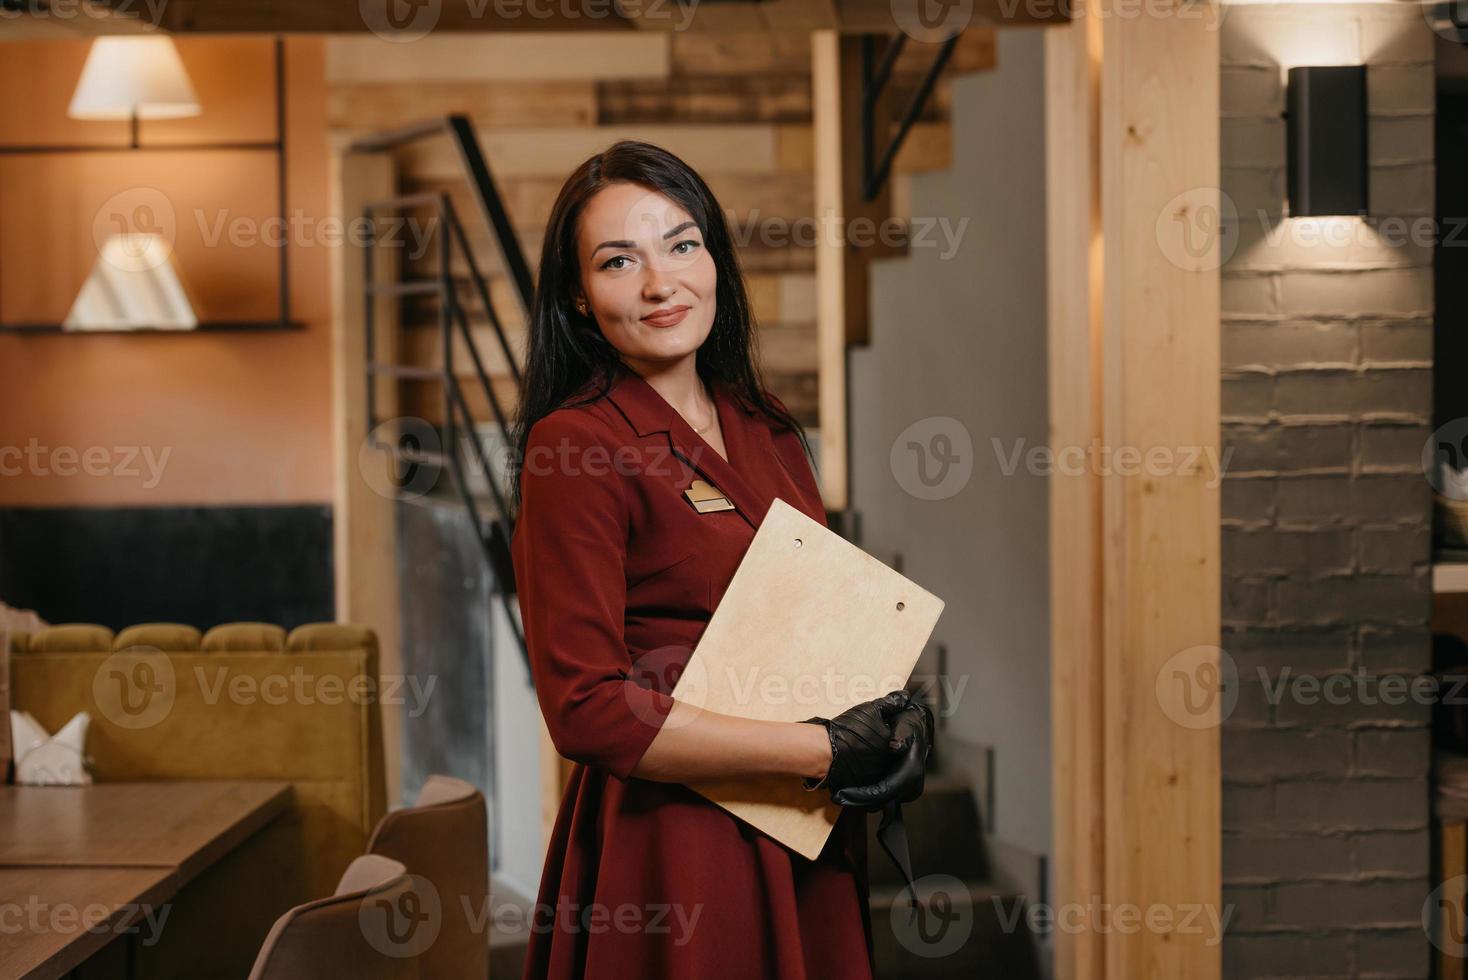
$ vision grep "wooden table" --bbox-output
[0,867,175,980]
[0,781,291,980]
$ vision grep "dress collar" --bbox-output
[604,360,774,531]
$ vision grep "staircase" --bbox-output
[345,115,531,671]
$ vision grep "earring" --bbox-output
[575,300,588,315]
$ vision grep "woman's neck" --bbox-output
[620,354,711,420]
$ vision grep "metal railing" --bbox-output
[348,115,533,670]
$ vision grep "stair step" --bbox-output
[864,773,987,889]
[869,876,1042,980]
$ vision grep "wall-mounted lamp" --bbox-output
[1285,65,1368,218]
[67,36,201,148]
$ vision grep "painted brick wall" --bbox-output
[1219,5,1434,976]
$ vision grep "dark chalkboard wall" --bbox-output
[0,505,333,631]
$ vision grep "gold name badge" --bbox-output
[684,478,736,514]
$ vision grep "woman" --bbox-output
[508,139,934,979]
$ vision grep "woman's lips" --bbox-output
[641,305,691,327]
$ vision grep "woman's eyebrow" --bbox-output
[591,220,698,257]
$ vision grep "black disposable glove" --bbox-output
[829,698,934,811]
[797,689,915,796]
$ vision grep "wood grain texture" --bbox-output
[0,866,176,980]
[0,781,290,884]
[669,499,943,859]
[1048,4,1222,978]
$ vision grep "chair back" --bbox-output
[366,775,489,979]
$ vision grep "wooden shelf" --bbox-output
[0,321,306,336]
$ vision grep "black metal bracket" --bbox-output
[860,32,959,202]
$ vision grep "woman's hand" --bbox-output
[830,698,934,811]
[797,689,918,797]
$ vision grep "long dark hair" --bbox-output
[508,139,809,514]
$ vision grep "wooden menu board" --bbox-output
[669,497,945,859]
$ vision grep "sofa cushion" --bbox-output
[115,623,202,652]
[202,623,288,652]
[26,624,114,653]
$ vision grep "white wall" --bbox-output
[848,28,1051,860]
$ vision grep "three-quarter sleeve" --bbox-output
[510,411,675,781]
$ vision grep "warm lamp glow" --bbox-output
[67,36,201,121]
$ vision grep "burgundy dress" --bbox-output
[510,360,874,979]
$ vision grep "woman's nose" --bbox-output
[643,271,675,301]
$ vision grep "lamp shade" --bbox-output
[1285,65,1368,218]
[68,36,201,121]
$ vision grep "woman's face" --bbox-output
[575,182,718,369]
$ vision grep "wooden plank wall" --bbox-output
[324,30,996,426]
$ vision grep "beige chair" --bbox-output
[248,854,423,980]
[366,775,490,980]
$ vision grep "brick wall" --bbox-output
[1219,5,1434,977]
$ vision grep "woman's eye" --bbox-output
[672,239,701,255]
[600,254,632,271]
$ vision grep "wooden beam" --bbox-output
[1046,3,1222,978]
[1045,6,1104,979]
[329,141,406,807]
[811,30,847,510]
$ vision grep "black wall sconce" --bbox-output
[1285,65,1368,218]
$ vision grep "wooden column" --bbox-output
[329,143,405,807]
[1046,4,1221,978]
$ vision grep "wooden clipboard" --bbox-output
[669,497,945,859]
